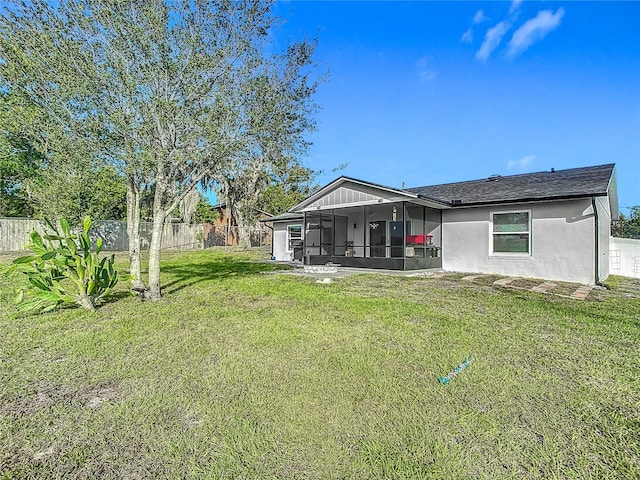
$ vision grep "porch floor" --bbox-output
[268,262,443,280]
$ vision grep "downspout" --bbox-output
[592,197,599,285]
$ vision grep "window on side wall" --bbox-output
[490,211,531,255]
[287,225,302,251]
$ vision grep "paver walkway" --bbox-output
[270,263,596,300]
[531,282,557,293]
[461,275,484,282]
[570,285,594,300]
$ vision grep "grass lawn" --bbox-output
[1,250,639,479]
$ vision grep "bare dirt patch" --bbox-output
[4,381,122,417]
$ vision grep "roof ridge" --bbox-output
[404,163,614,191]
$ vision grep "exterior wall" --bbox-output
[595,196,611,281]
[610,237,640,278]
[272,221,302,261]
[441,199,597,284]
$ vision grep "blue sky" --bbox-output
[262,0,639,215]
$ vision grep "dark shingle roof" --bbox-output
[405,164,615,206]
[259,212,303,223]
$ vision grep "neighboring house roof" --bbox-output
[405,163,616,207]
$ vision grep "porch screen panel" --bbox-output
[334,215,348,256]
[305,214,321,256]
[406,205,426,257]
[320,214,333,255]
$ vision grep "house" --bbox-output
[262,164,618,285]
[203,204,272,247]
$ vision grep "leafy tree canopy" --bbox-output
[613,207,640,239]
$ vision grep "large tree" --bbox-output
[0,91,126,222]
[0,0,319,299]
[217,41,321,246]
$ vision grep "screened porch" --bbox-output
[300,202,442,270]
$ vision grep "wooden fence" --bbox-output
[0,218,204,252]
[0,218,271,252]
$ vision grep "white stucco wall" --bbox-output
[272,221,302,261]
[595,196,611,281]
[610,237,640,278]
[441,199,598,284]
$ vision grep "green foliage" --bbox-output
[613,206,640,239]
[258,164,319,215]
[5,216,118,314]
[27,164,127,223]
[193,196,220,224]
[0,92,42,217]
[0,92,127,221]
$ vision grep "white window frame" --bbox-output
[286,224,302,252]
[489,209,532,257]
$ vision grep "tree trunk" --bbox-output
[147,180,167,300]
[76,294,96,312]
[230,202,252,249]
[126,178,146,291]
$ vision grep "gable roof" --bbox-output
[405,164,616,207]
[289,176,452,213]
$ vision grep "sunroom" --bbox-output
[286,177,449,270]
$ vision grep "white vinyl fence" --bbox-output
[610,237,640,278]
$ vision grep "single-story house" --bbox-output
[262,163,618,285]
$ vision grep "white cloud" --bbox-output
[473,10,487,24]
[507,155,536,171]
[509,0,522,15]
[461,28,473,43]
[416,56,436,82]
[507,8,565,59]
[476,21,510,61]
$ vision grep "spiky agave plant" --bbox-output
[6,216,118,313]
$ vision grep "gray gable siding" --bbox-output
[307,185,386,209]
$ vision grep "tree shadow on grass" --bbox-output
[161,259,287,295]
[100,291,136,306]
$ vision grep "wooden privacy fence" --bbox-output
[202,224,271,249]
[0,218,271,252]
[0,218,203,252]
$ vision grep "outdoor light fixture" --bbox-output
[392,206,397,221]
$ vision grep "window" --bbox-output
[287,224,302,251]
[491,211,531,255]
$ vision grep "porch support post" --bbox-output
[423,205,426,239]
[402,201,407,270]
[332,209,336,258]
[303,211,307,265]
[363,205,367,258]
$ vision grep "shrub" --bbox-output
[5,216,118,314]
